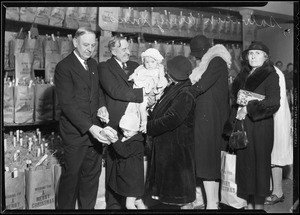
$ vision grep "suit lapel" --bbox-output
[108,58,131,86]
[70,52,92,89]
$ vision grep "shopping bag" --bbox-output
[99,36,112,62]
[45,53,62,83]
[220,151,247,209]
[95,159,106,209]
[49,7,66,27]
[6,7,20,20]
[19,7,36,22]
[98,7,120,32]
[14,84,34,124]
[77,7,90,28]
[25,165,55,209]
[4,81,15,123]
[34,7,51,25]
[21,37,44,70]
[15,52,34,83]
[64,7,79,29]
[5,171,26,209]
[52,164,62,208]
[34,83,54,122]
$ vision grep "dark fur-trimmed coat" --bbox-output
[145,81,196,205]
[224,61,280,198]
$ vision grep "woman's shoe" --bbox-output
[180,203,194,209]
[265,194,285,205]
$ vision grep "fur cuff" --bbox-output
[247,100,279,121]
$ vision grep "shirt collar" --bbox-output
[74,50,86,65]
[114,57,126,68]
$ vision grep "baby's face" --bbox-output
[122,128,138,138]
[144,56,158,70]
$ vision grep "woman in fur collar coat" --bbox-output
[224,41,280,210]
[188,35,231,209]
[145,56,196,208]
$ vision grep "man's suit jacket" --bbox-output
[54,52,106,146]
[98,57,143,130]
[98,57,144,188]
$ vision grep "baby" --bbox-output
[128,48,168,132]
[108,113,146,209]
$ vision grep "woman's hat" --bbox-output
[190,35,210,59]
[141,48,164,63]
[242,41,269,61]
[167,55,192,81]
[119,113,140,132]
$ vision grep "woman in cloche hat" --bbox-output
[224,41,283,210]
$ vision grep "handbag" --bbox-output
[228,119,249,150]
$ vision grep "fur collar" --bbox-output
[231,61,276,99]
[189,44,232,84]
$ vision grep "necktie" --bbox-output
[122,62,128,75]
[84,60,89,71]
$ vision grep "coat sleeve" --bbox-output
[147,91,195,137]
[54,62,92,134]
[190,57,227,97]
[247,72,280,121]
[98,62,143,103]
[111,133,143,158]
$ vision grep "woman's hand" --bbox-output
[236,106,247,120]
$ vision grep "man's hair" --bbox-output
[275,60,283,66]
[74,27,95,39]
[108,35,127,52]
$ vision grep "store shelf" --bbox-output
[4,19,101,37]
[4,121,58,127]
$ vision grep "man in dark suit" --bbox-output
[54,27,110,209]
[98,35,152,209]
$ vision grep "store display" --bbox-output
[4,6,246,210]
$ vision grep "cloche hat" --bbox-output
[190,35,211,59]
[242,41,269,61]
[167,55,192,81]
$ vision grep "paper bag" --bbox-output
[49,7,66,27]
[14,84,34,124]
[98,7,120,32]
[45,54,62,83]
[15,53,34,83]
[19,7,36,22]
[35,83,54,122]
[77,7,90,27]
[220,151,247,209]
[64,7,79,29]
[34,7,51,25]
[25,166,55,209]
[5,171,26,209]
[4,82,15,123]
[6,7,20,20]
[99,36,112,62]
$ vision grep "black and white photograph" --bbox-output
[1,1,298,214]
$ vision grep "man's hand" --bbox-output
[102,126,119,143]
[97,106,109,124]
[140,121,147,133]
[89,125,110,144]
